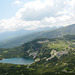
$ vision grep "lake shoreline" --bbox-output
[0,57,35,65]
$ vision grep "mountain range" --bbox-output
[0,24,75,75]
[0,24,75,48]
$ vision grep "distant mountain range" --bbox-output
[0,29,31,41]
[0,24,75,48]
[0,27,57,42]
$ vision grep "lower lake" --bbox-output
[0,57,34,65]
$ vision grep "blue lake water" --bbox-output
[0,57,34,65]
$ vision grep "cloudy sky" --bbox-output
[0,0,75,32]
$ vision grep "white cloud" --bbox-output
[0,17,41,32]
[0,0,75,32]
[16,0,55,21]
[13,0,22,5]
[15,0,21,4]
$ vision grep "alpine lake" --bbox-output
[0,57,34,65]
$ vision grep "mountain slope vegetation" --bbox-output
[0,24,75,48]
[0,35,75,75]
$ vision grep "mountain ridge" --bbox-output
[0,24,75,48]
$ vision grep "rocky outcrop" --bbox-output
[28,51,38,59]
[46,50,68,61]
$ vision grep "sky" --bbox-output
[0,0,75,32]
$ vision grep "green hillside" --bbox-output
[0,35,75,75]
[0,24,75,48]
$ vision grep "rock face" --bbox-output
[37,40,49,44]
[35,58,40,62]
[26,48,68,62]
[26,50,38,59]
[46,50,68,61]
